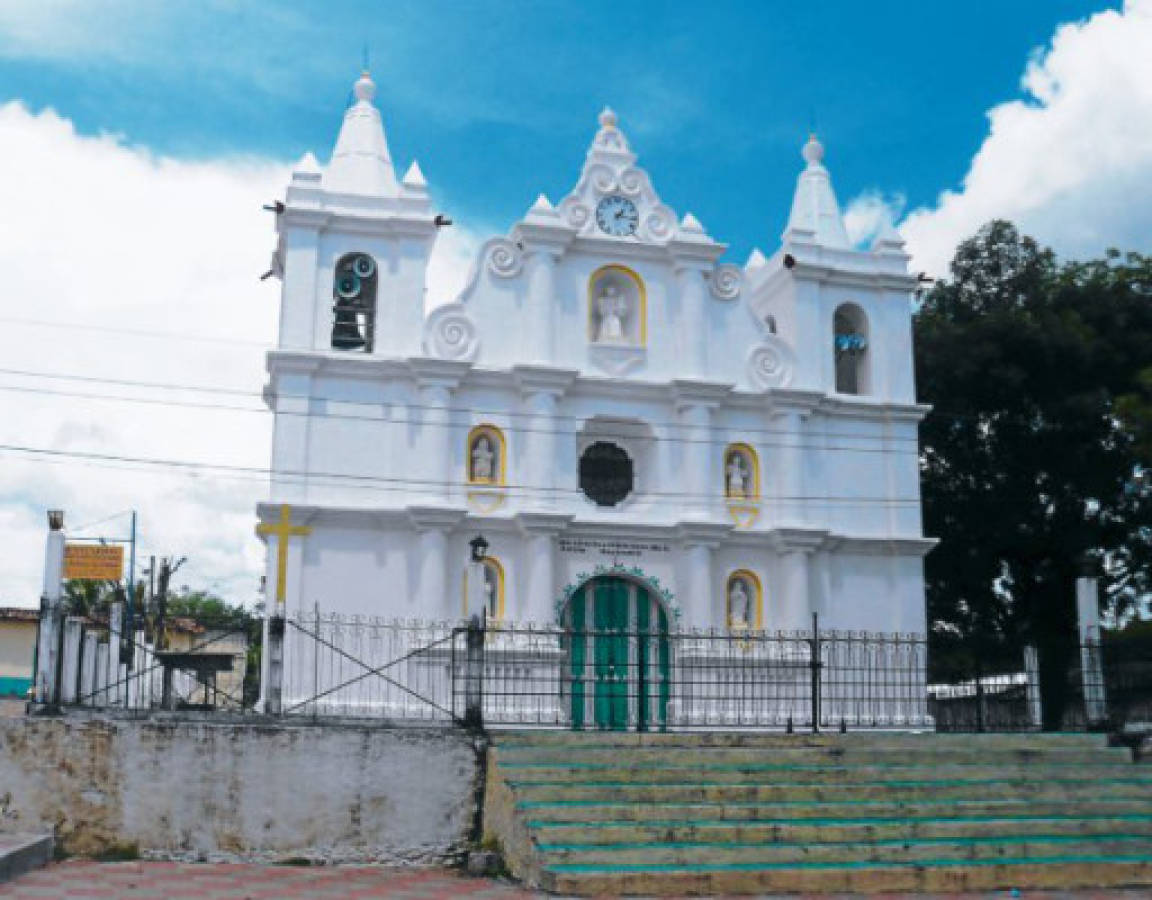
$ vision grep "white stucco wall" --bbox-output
[0,717,480,863]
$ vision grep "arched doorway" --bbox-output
[562,576,670,731]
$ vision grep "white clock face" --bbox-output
[595,195,639,236]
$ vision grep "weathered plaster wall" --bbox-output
[0,716,480,863]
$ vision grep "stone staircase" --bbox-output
[483,731,1152,895]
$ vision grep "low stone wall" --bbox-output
[0,715,481,864]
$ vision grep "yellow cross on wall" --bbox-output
[256,504,312,606]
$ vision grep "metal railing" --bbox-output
[449,621,933,731]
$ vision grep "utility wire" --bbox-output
[0,442,923,506]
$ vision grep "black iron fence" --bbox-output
[31,603,1151,734]
[451,622,934,731]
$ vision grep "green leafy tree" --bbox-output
[916,222,1152,725]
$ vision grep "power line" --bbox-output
[0,316,272,348]
[0,442,924,506]
[0,370,925,453]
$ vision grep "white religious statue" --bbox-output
[729,578,751,628]
[595,283,628,343]
[484,567,498,619]
[472,435,496,481]
[726,453,748,497]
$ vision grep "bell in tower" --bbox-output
[330,253,377,351]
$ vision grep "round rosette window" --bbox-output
[579,442,634,507]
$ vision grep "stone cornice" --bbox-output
[407,505,468,531]
[670,379,735,410]
[511,365,580,398]
[407,357,473,391]
[516,512,575,537]
[772,527,831,553]
[675,521,733,546]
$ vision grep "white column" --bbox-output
[679,403,713,519]
[676,265,709,378]
[59,617,83,704]
[106,601,123,707]
[525,533,555,623]
[526,391,558,507]
[524,251,557,363]
[35,519,66,705]
[773,410,806,526]
[684,543,714,628]
[778,550,811,632]
[418,528,449,619]
[419,384,453,502]
[1076,573,1107,723]
[80,631,98,705]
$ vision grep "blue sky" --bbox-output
[0,0,1120,261]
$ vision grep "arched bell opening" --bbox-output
[561,575,671,732]
[331,252,378,352]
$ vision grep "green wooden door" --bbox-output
[593,578,630,730]
[567,577,669,731]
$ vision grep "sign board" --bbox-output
[63,544,124,581]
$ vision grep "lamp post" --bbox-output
[464,534,488,729]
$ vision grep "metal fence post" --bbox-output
[464,613,485,729]
[809,612,821,733]
[264,613,285,716]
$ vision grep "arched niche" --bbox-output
[462,556,506,622]
[588,265,646,347]
[833,302,869,395]
[726,569,763,630]
[467,424,506,485]
[723,443,760,500]
[331,252,378,352]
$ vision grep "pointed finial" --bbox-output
[598,106,618,129]
[354,69,376,104]
[802,132,824,167]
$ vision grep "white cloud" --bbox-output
[843,191,905,249]
[899,0,1152,276]
[0,102,480,607]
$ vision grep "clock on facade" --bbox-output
[595,195,639,236]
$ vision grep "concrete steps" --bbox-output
[483,731,1152,894]
[0,834,53,884]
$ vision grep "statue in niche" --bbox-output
[726,452,749,497]
[483,564,499,619]
[595,283,629,343]
[729,578,752,628]
[471,435,496,482]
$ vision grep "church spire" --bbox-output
[782,133,850,249]
[323,70,400,197]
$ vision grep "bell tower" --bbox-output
[269,70,438,358]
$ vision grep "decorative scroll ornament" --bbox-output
[746,335,796,389]
[560,198,591,230]
[423,303,480,361]
[643,205,676,243]
[586,163,617,195]
[617,167,646,196]
[486,238,522,278]
[710,263,743,301]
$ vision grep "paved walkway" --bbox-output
[3,862,1151,898]
[0,862,534,899]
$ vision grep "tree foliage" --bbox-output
[916,222,1152,699]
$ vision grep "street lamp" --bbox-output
[470,534,489,563]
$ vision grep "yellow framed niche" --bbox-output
[463,556,506,623]
[724,442,761,527]
[466,424,507,512]
[587,264,646,347]
[726,569,763,631]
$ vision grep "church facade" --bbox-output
[257,71,932,659]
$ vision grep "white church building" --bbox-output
[257,71,933,725]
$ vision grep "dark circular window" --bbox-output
[579,442,634,507]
